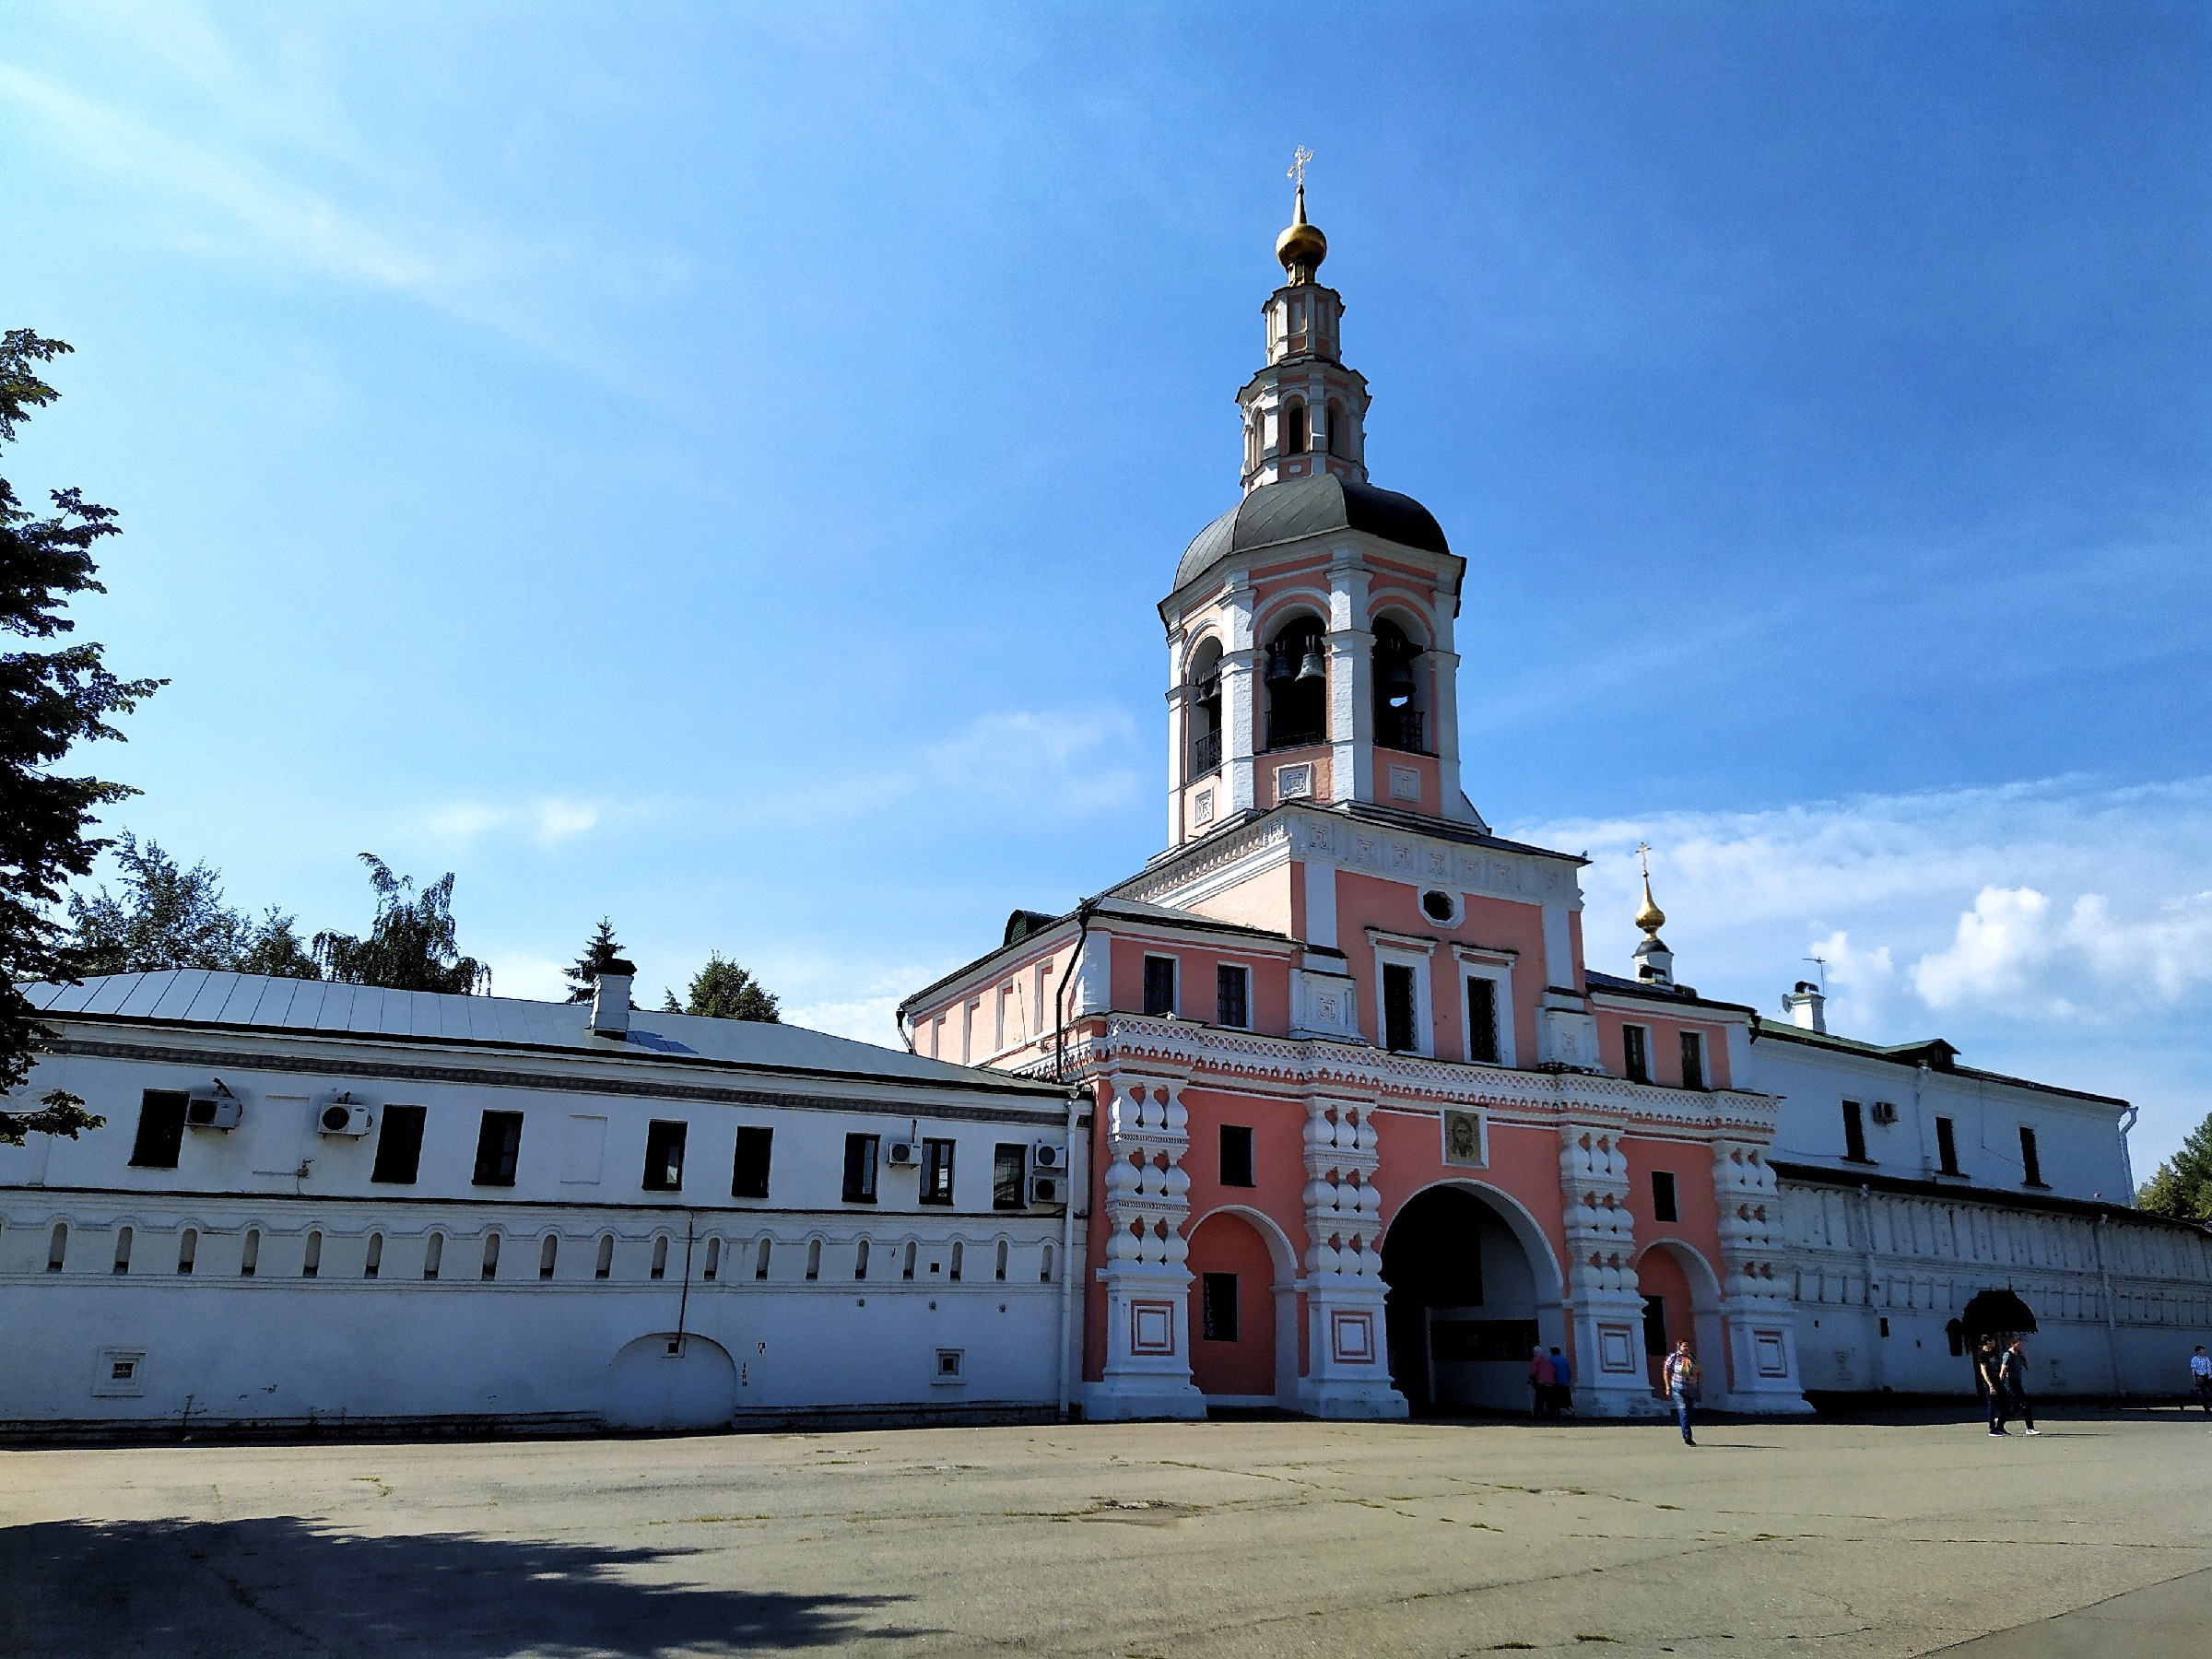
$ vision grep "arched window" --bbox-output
[540,1233,560,1280]
[301,1230,322,1278]
[650,1235,669,1280]
[950,1241,964,1282]
[1041,1243,1054,1283]
[1325,400,1347,458]
[702,1236,720,1281]
[1371,617,1426,753]
[755,1238,772,1279]
[806,1237,822,1280]
[1188,637,1223,779]
[242,1228,263,1277]
[46,1221,66,1273]
[1284,401,1309,455]
[1265,616,1327,750]
[178,1228,199,1276]
[902,1241,917,1280]
[420,1231,441,1281]
[480,1231,501,1280]
[994,1239,1009,1282]
[594,1233,615,1279]
[855,1239,871,1280]
[365,1232,383,1279]
[112,1225,134,1276]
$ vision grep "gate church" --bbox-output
[900,177,2212,1420]
[898,180,1808,1420]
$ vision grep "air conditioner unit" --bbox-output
[1031,1141,1066,1171]
[1869,1101,1899,1126]
[317,1093,373,1136]
[885,1140,918,1167]
[1028,1171,1065,1207]
[185,1084,241,1131]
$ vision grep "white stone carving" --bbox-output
[1559,1124,1663,1417]
[1084,1073,1206,1420]
[1712,1140,1810,1412]
[1298,1094,1406,1418]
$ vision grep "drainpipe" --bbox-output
[2093,1214,2123,1398]
[1057,1090,1082,1420]
[1858,1183,1883,1392]
[1053,898,1101,1084]
[2116,1104,2139,1199]
[676,1210,696,1344]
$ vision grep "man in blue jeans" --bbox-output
[1549,1346,1573,1416]
[1662,1340,1700,1445]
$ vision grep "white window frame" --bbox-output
[1368,932,1437,1058]
[1455,959,1516,1068]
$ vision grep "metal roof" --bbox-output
[1172,475,1452,593]
[24,971,1067,1096]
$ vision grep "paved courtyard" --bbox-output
[2,1410,2207,1658]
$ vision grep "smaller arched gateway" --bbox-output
[1185,1206,1300,1408]
[604,1334,738,1432]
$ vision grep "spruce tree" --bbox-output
[2137,1112,2212,1221]
[565,917,628,1002]
[680,953,781,1022]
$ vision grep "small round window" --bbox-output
[1421,889,1459,925]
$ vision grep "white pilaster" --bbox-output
[1082,1074,1206,1421]
[1327,551,1373,804]
[1297,1093,1406,1417]
[1712,1141,1814,1412]
[1559,1124,1663,1417]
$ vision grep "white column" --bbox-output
[1327,552,1372,804]
[1297,1093,1406,1418]
[1712,1141,1814,1412]
[1082,1073,1206,1421]
[1430,586,1476,821]
[1559,1124,1663,1417]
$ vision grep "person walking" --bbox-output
[1662,1340,1700,1446]
[2190,1345,2212,1415]
[1975,1339,2009,1436]
[1999,1337,2040,1436]
[1549,1345,1573,1416]
[1527,1347,1556,1419]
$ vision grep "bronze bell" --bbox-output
[1382,658,1416,708]
[1296,642,1327,683]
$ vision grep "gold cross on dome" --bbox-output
[1288,147,1313,188]
[1635,841,1653,877]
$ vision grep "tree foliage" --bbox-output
[668,953,780,1023]
[2137,1112,2212,1222]
[313,854,489,994]
[65,832,316,979]
[565,917,628,1002]
[0,329,163,1145]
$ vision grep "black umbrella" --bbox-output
[1959,1288,2040,1338]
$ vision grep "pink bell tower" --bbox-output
[1163,163,1478,852]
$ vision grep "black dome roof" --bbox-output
[1175,475,1450,592]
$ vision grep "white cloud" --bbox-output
[419,798,603,847]
[1513,774,2212,1170]
[482,953,570,1003]
[782,994,909,1050]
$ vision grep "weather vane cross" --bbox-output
[1635,841,1653,877]
[1288,146,1313,189]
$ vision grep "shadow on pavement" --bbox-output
[0,1514,924,1658]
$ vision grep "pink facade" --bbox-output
[899,193,1807,1420]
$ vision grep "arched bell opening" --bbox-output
[1382,1182,1566,1418]
[1264,614,1327,751]
[1371,615,1428,756]
[1186,636,1224,780]
[1324,398,1347,459]
[1283,399,1310,456]
[1632,1241,1728,1398]
[1186,1206,1299,1408]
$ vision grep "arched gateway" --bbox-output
[1382,1182,1567,1416]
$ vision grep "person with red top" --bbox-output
[1527,1347,1557,1419]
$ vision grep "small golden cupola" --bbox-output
[1631,843,1676,989]
[1275,149,1328,285]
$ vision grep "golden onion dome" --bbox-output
[1276,184,1327,283]
[1635,874,1667,936]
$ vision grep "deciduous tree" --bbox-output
[0,330,162,1145]
[2137,1113,2212,1222]
[313,855,489,994]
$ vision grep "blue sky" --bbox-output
[6,5,2209,1171]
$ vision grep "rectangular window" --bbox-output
[472,1110,524,1187]
[1652,1171,1679,1223]
[1382,962,1418,1053]
[1465,977,1500,1065]
[1936,1115,1960,1176]
[842,1133,880,1204]
[1219,1124,1255,1188]
[921,1137,956,1206]
[641,1120,687,1191]
[1842,1100,1869,1163]
[2019,1125,2044,1187]
[992,1143,1027,1212]
[730,1125,772,1199]
[1143,955,1178,1018]
[1216,963,1250,1029]
[128,1090,188,1170]
[1679,1030,1706,1091]
[1621,1024,1651,1084]
[371,1105,428,1184]
[1200,1272,1240,1342]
